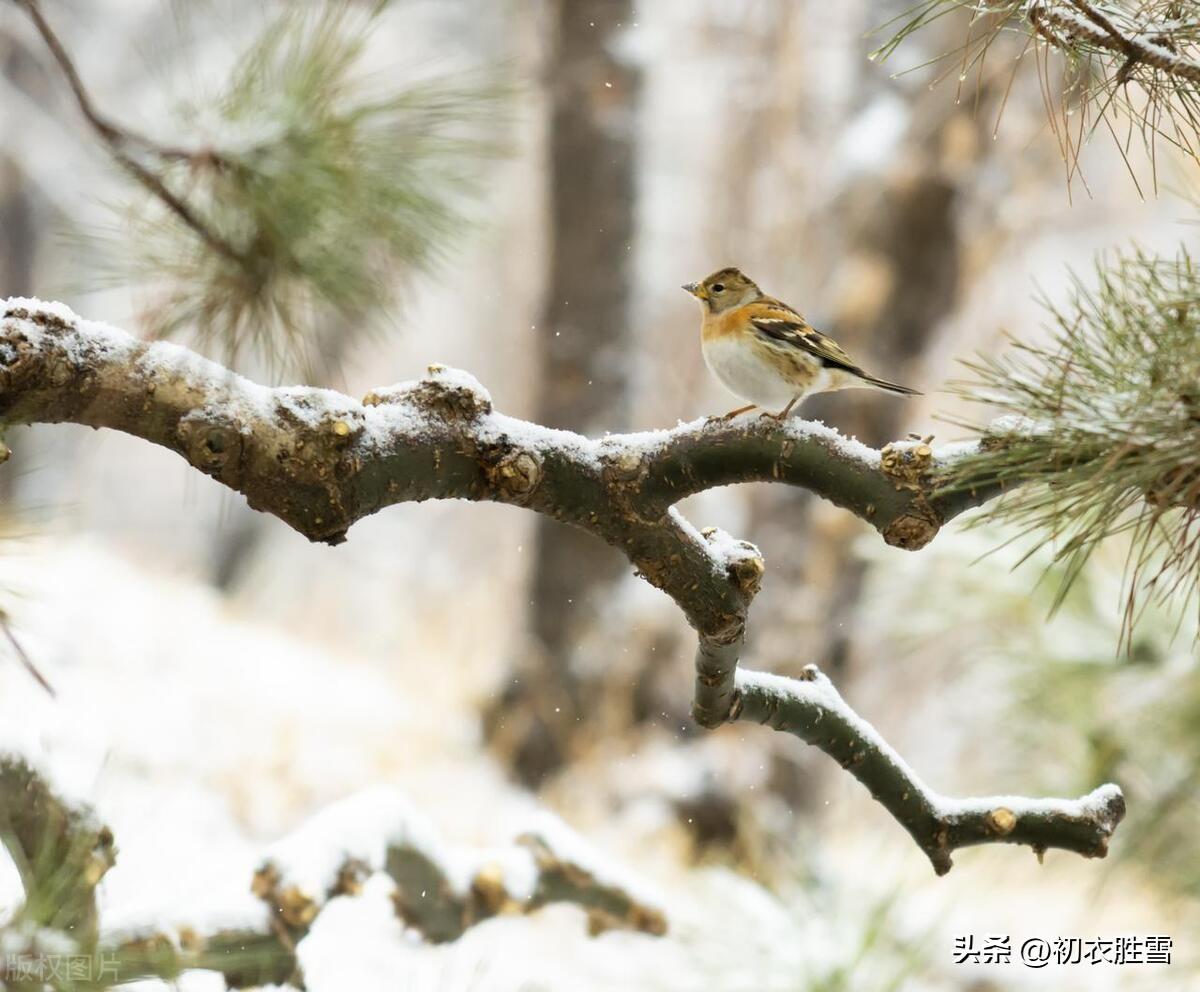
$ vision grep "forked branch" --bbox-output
[736,667,1125,874]
[0,299,1125,872]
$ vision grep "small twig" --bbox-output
[15,0,246,265]
[1067,0,1139,60]
[0,610,54,697]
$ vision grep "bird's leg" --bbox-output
[764,395,800,421]
[708,403,757,423]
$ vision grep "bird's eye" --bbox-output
[711,283,724,293]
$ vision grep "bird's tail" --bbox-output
[857,372,922,396]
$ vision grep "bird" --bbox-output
[682,267,920,420]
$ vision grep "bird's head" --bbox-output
[682,268,762,313]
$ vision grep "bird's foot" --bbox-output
[762,397,800,421]
[707,403,758,424]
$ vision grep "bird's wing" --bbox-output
[747,299,862,373]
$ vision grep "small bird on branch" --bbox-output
[683,267,920,420]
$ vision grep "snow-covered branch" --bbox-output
[0,760,664,988]
[734,667,1126,875]
[1031,1,1200,85]
[0,299,1126,872]
[251,788,666,944]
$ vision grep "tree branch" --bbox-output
[733,666,1126,875]
[1030,0,1200,85]
[0,299,1125,872]
[250,788,666,942]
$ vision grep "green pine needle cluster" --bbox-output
[940,248,1200,639]
[873,1,1200,184]
[111,5,506,376]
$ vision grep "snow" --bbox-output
[2,304,886,508]
[936,783,1123,824]
[3,297,137,370]
[261,785,462,901]
[781,416,881,466]
[2,297,81,326]
[480,412,602,471]
[0,922,78,956]
[519,810,664,913]
[296,876,413,991]
[930,439,981,463]
[258,786,666,916]
[423,366,493,407]
[737,666,1126,839]
[985,414,1054,438]
[118,972,228,992]
[666,507,717,568]
[696,524,751,563]
[736,665,933,801]
[270,386,358,428]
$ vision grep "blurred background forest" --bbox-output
[0,0,1197,989]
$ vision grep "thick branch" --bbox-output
[0,299,1125,872]
[733,666,1126,874]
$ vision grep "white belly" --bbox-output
[702,336,815,408]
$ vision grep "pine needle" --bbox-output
[940,247,1200,645]
[871,1,1200,183]
[92,4,508,378]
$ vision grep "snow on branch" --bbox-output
[0,753,297,989]
[0,299,1127,873]
[733,667,1126,875]
[250,787,667,942]
[873,1,1200,175]
[1030,1,1200,86]
[0,300,980,551]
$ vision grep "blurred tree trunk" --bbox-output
[0,34,43,503]
[484,0,640,788]
[0,33,38,300]
[784,160,960,673]
[0,158,34,297]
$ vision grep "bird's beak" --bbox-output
[682,282,706,299]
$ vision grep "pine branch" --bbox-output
[941,248,1200,642]
[0,755,114,942]
[1032,1,1200,86]
[14,0,246,265]
[17,1,506,375]
[874,0,1200,173]
[0,298,1126,873]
